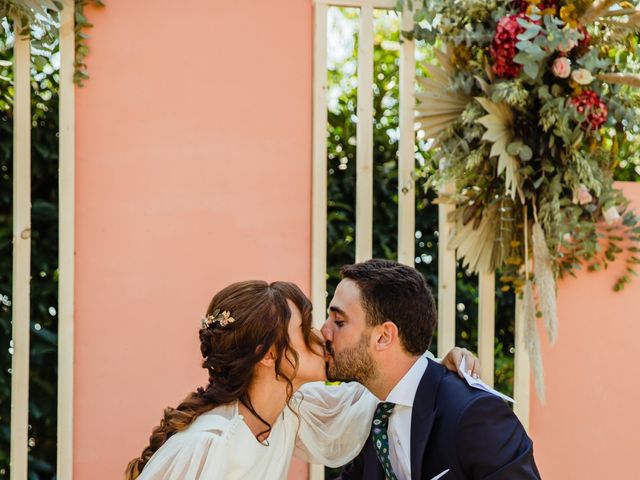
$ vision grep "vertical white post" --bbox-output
[437,182,456,357]
[312,2,329,332]
[397,4,415,266]
[355,5,374,262]
[10,18,31,480]
[478,272,496,386]
[58,2,76,478]
[513,296,531,430]
[311,6,328,480]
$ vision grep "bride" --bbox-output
[125,280,478,479]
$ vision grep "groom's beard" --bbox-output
[325,332,376,384]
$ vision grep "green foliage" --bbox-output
[0,0,104,86]
[0,23,60,480]
[0,1,61,34]
[73,0,104,86]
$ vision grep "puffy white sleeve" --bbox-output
[292,382,378,468]
[137,417,236,480]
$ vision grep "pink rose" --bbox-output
[572,184,593,205]
[571,68,594,85]
[552,57,571,78]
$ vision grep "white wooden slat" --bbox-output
[513,296,531,430]
[311,5,329,480]
[311,2,329,334]
[478,272,496,386]
[57,2,75,478]
[314,0,396,9]
[397,4,415,266]
[10,19,31,480]
[437,182,456,357]
[355,5,374,262]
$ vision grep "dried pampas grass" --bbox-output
[523,280,545,404]
[532,222,558,344]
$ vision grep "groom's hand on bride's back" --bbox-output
[442,347,481,379]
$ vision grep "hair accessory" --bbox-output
[201,309,236,329]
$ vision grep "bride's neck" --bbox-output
[238,372,291,440]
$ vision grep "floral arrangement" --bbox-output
[404,0,640,400]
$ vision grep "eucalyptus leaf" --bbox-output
[519,145,533,161]
[523,61,539,79]
[507,141,523,156]
[513,52,530,65]
[517,29,539,41]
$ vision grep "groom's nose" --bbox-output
[320,321,332,342]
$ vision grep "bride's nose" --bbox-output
[320,322,332,342]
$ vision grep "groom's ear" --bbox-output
[373,321,399,352]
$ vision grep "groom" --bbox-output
[321,259,540,480]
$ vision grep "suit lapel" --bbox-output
[410,359,445,479]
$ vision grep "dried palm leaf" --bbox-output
[416,49,469,141]
[435,46,457,75]
[448,200,512,274]
[523,280,545,404]
[532,222,558,344]
[475,98,524,202]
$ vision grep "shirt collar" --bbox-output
[384,353,430,408]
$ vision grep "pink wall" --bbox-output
[74,2,640,478]
[74,1,312,478]
[530,182,640,479]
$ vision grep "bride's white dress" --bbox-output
[137,381,377,480]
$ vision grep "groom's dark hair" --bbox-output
[341,259,436,355]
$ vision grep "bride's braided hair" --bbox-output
[125,280,318,479]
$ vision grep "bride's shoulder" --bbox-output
[170,402,243,441]
[139,404,239,478]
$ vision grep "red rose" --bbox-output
[515,0,558,13]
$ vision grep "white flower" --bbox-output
[552,57,571,78]
[572,184,593,205]
[571,68,594,85]
[603,206,621,225]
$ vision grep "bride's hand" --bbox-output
[442,347,481,379]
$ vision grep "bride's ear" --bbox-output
[258,347,276,368]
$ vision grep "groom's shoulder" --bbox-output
[431,363,509,417]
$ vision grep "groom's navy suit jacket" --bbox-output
[338,359,541,480]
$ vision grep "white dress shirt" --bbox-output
[384,353,431,480]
